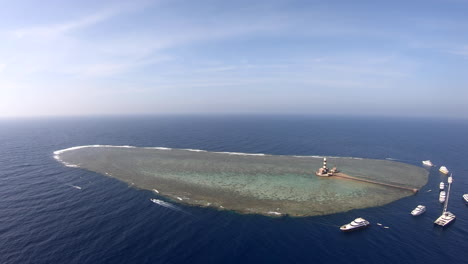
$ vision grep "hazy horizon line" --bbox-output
[1,112,467,122]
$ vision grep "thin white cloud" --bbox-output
[9,0,156,40]
[14,10,286,77]
[447,45,468,57]
[12,10,116,39]
[1,0,466,118]
[79,55,173,76]
[1,1,165,77]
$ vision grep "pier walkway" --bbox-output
[332,172,418,193]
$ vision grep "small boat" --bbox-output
[340,218,370,232]
[439,182,444,191]
[439,166,449,174]
[150,198,163,205]
[463,194,468,204]
[422,160,433,166]
[439,191,446,203]
[434,211,456,227]
[411,205,426,216]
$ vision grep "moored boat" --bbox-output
[439,182,444,191]
[411,205,426,216]
[439,166,449,174]
[439,191,446,203]
[422,160,433,166]
[340,218,370,232]
[463,194,468,204]
[435,175,456,227]
[434,211,456,227]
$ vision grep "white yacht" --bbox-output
[439,191,446,203]
[439,166,449,174]
[435,175,456,227]
[411,205,426,216]
[463,194,468,204]
[340,218,370,232]
[434,211,456,226]
[422,160,433,166]
[439,182,444,191]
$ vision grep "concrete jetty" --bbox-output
[332,172,418,193]
[316,157,418,193]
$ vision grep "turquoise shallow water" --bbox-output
[56,146,428,216]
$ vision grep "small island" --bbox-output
[54,145,428,217]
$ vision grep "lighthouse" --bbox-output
[315,157,339,177]
[316,157,331,176]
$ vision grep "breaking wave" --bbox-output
[54,145,369,160]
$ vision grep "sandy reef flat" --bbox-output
[55,146,429,216]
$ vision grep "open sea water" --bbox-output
[0,115,467,264]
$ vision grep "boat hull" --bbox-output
[340,218,370,232]
[340,225,369,232]
[422,160,433,166]
[463,194,468,204]
[411,207,426,216]
[315,172,331,177]
[434,214,456,227]
[439,166,449,174]
[439,191,446,203]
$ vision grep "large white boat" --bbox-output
[434,211,456,227]
[463,194,468,204]
[435,175,456,227]
[439,166,449,174]
[422,160,433,166]
[340,218,370,232]
[439,191,446,203]
[439,182,444,191]
[411,205,426,216]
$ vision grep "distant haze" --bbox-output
[1,0,467,118]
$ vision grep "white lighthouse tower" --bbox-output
[315,157,338,177]
[316,157,330,176]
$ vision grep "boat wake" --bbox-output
[150,199,191,215]
[65,184,82,190]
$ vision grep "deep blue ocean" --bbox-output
[0,115,467,264]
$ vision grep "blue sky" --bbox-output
[1,0,467,118]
